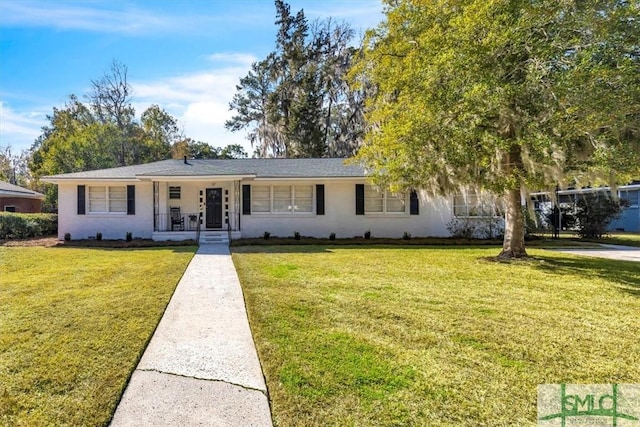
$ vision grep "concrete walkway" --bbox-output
[110,244,272,426]
[550,243,640,262]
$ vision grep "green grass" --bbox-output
[232,245,640,426]
[577,232,640,247]
[0,246,195,426]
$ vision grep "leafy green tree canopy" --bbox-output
[226,0,366,158]
[353,0,640,258]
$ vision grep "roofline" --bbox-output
[530,183,640,197]
[253,176,364,181]
[42,177,141,184]
[0,191,45,199]
[137,174,257,181]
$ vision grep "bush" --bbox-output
[364,230,371,240]
[329,232,336,241]
[544,206,577,231]
[64,232,71,242]
[294,231,301,240]
[0,213,58,240]
[574,193,628,238]
[446,217,477,239]
[402,232,411,240]
[126,232,133,242]
[263,231,271,240]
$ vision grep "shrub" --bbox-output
[294,231,301,240]
[574,193,628,238]
[477,217,504,240]
[329,232,336,241]
[126,232,133,242]
[402,232,411,240]
[446,217,477,239]
[64,232,71,242]
[544,206,577,231]
[263,231,271,240]
[96,232,102,241]
[364,230,371,240]
[0,213,58,240]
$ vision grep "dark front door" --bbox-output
[206,188,223,228]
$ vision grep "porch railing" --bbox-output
[154,212,200,232]
[154,211,241,233]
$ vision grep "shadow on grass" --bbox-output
[532,254,640,297]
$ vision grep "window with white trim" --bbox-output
[453,191,499,217]
[88,185,127,213]
[365,185,406,214]
[251,185,314,213]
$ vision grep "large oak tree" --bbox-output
[353,0,639,258]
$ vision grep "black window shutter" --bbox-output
[355,184,365,215]
[316,184,325,215]
[77,185,86,215]
[127,185,135,215]
[410,190,419,215]
[242,185,251,215]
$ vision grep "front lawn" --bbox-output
[233,246,640,426]
[0,246,195,426]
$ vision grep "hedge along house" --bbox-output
[42,158,463,243]
[0,181,44,213]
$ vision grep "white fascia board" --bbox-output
[531,183,640,197]
[252,176,365,182]
[0,191,44,199]
[41,177,140,184]
[137,174,256,182]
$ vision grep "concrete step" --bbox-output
[199,232,229,245]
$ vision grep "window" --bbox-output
[364,185,406,214]
[169,186,181,199]
[251,185,314,213]
[4,206,16,212]
[88,185,127,213]
[453,191,499,217]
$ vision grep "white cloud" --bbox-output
[132,53,257,153]
[0,101,45,151]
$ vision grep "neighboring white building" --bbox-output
[43,158,469,242]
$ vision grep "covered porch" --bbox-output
[148,178,245,241]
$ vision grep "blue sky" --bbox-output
[0,0,383,154]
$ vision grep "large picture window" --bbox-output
[453,191,499,217]
[88,185,127,213]
[251,185,314,214]
[364,185,406,214]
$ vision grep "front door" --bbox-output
[206,188,223,228]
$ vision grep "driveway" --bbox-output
[549,244,640,262]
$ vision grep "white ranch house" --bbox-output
[44,158,486,243]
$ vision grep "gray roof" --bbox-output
[43,158,366,181]
[0,181,45,198]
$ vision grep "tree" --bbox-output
[574,193,628,238]
[171,139,248,160]
[352,0,640,259]
[226,0,366,158]
[140,104,181,161]
[88,60,136,166]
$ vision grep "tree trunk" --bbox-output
[498,188,528,259]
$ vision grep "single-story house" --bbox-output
[0,181,44,213]
[43,158,487,242]
[531,181,640,232]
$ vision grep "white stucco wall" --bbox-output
[57,181,154,240]
[240,180,454,239]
